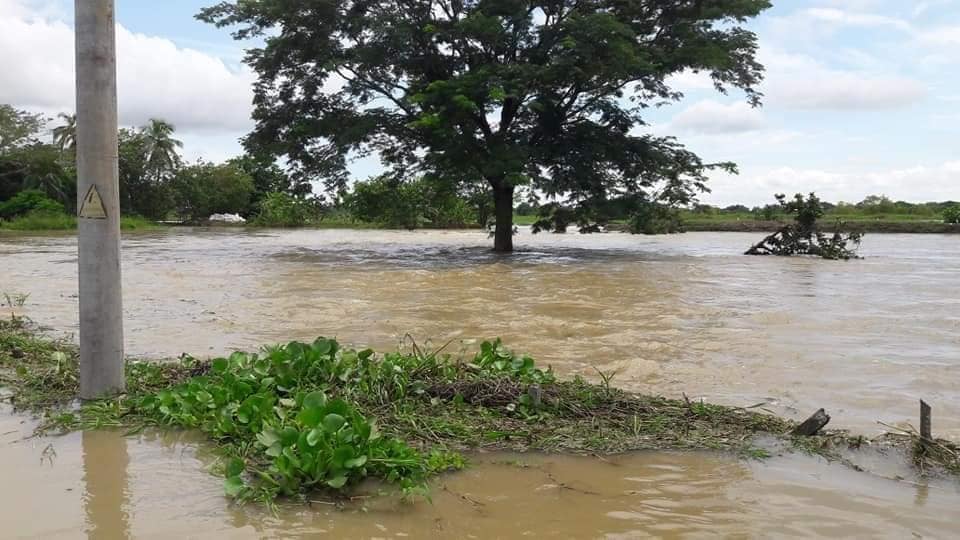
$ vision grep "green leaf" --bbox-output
[322,413,346,433]
[224,476,246,498]
[303,391,326,409]
[279,426,299,447]
[306,428,322,447]
[345,455,368,469]
[313,339,332,355]
[266,443,283,457]
[256,428,279,447]
[332,445,353,469]
[225,458,245,478]
[326,475,348,489]
[212,357,229,373]
[298,407,323,428]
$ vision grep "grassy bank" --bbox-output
[0,212,162,231]
[679,219,960,234]
[1,317,957,505]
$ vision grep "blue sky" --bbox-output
[1,0,958,205]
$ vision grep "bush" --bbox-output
[944,205,960,224]
[347,175,474,229]
[0,190,65,220]
[253,192,318,227]
[628,202,683,235]
[169,162,254,222]
[0,209,75,230]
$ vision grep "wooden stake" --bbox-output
[920,400,932,442]
[791,408,831,436]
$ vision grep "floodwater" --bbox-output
[2,408,960,538]
[2,228,960,537]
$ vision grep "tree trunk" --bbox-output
[493,184,514,252]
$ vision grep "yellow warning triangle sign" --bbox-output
[79,185,107,219]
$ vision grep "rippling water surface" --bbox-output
[1,228,959,537]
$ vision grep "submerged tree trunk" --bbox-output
[492,184,514,252]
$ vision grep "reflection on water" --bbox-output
[3,228,959,436]
[1,409,959,538]
[82,431,131,539]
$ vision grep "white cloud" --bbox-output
[918,25,960,45]
[802,7,911,31]
[667,100,765,135]
[665,70,715,93]
[0,2,254,134]
[760,49,927,110]
[705,162,960,206]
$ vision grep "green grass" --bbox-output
[680,210,944,223]
[0,212,163,231]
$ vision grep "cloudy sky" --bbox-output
[1,0,957,206]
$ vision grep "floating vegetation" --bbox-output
[746,193,863,260]
[1,316,957,505]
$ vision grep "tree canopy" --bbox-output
[200,0,770,250]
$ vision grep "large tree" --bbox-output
[200,0,770,251]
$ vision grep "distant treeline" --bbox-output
[682,195,959,221]
[4,103,957,232]
[0,104,320,229]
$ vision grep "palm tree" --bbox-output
[52,113,76,156]
[142,118,183,182]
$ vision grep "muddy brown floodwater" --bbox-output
[2,228,960,538]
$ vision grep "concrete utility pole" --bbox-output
[75,0,125,399]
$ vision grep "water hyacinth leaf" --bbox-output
[298,407,323,428]
[280,426,299,446]
[224,476,246,497]
[303,391,326,410]
[324,399,350,417]
[326,475,348,489]
[211,357,228,373]
[313,339,332,355]
[332,445,354,468]
[257,427,279,447]
[345,455,367,469]
[266,442,283,457]
[225,458,245,478]
[306,428,322,447]
[323,413,346,433]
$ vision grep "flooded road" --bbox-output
[2,228,960,537]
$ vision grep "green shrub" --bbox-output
[347,175,475,229]
[0,210,159,231]
[628,201,683,234]
[169,162,254,222]
[944,205,960,224]
[0,209,74,230]
[253,192,318,227]
[0,190,65,219]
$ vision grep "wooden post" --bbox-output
[920,400,932,441]
[791,408,830,436]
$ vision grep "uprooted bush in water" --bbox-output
[745,193,863,260]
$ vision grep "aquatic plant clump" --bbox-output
[3,317,959,505]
